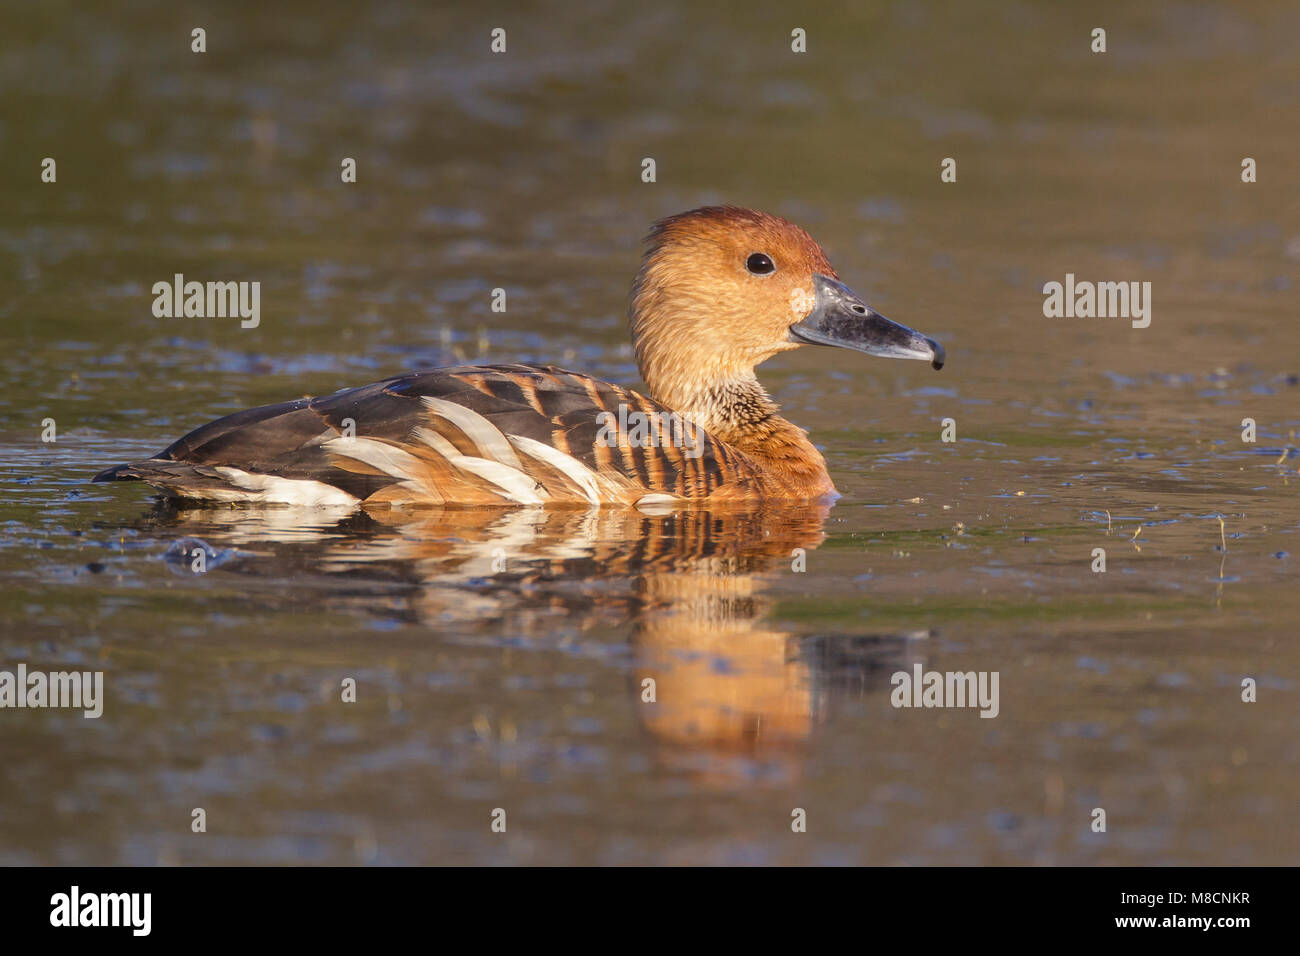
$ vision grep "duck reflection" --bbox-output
[134,500,927,784]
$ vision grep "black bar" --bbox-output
[2,866,1281,942]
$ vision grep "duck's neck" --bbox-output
[651,372,836,497]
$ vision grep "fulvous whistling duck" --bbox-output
[94,206,945,508]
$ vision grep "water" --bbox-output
[1,0,1297,864]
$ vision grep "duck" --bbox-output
[94,206,944,508]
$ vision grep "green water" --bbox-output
[1,0,1297,864]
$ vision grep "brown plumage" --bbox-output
[94,206,945,508]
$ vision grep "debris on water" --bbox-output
[162,537,242,574]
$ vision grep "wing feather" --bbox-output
[96,364,761,506]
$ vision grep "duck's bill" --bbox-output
[790,273,945,370]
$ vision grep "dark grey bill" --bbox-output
[790,274,945,370]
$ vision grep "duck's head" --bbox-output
[631,206,943,409]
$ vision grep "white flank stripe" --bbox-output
[323,437,423,483]
[634,493,680,514]
[420,396,522,470]
[411,426,461,459]
[507,434,603,505]
[450,456,547,505]
[212,467,360,506]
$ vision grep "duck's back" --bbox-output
[93,364,764,507]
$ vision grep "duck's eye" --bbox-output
[746,252,776,275]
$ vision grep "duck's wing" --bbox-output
[93,364,764,507]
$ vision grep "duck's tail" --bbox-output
[92,457,363,505]
[92,463,139,482]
